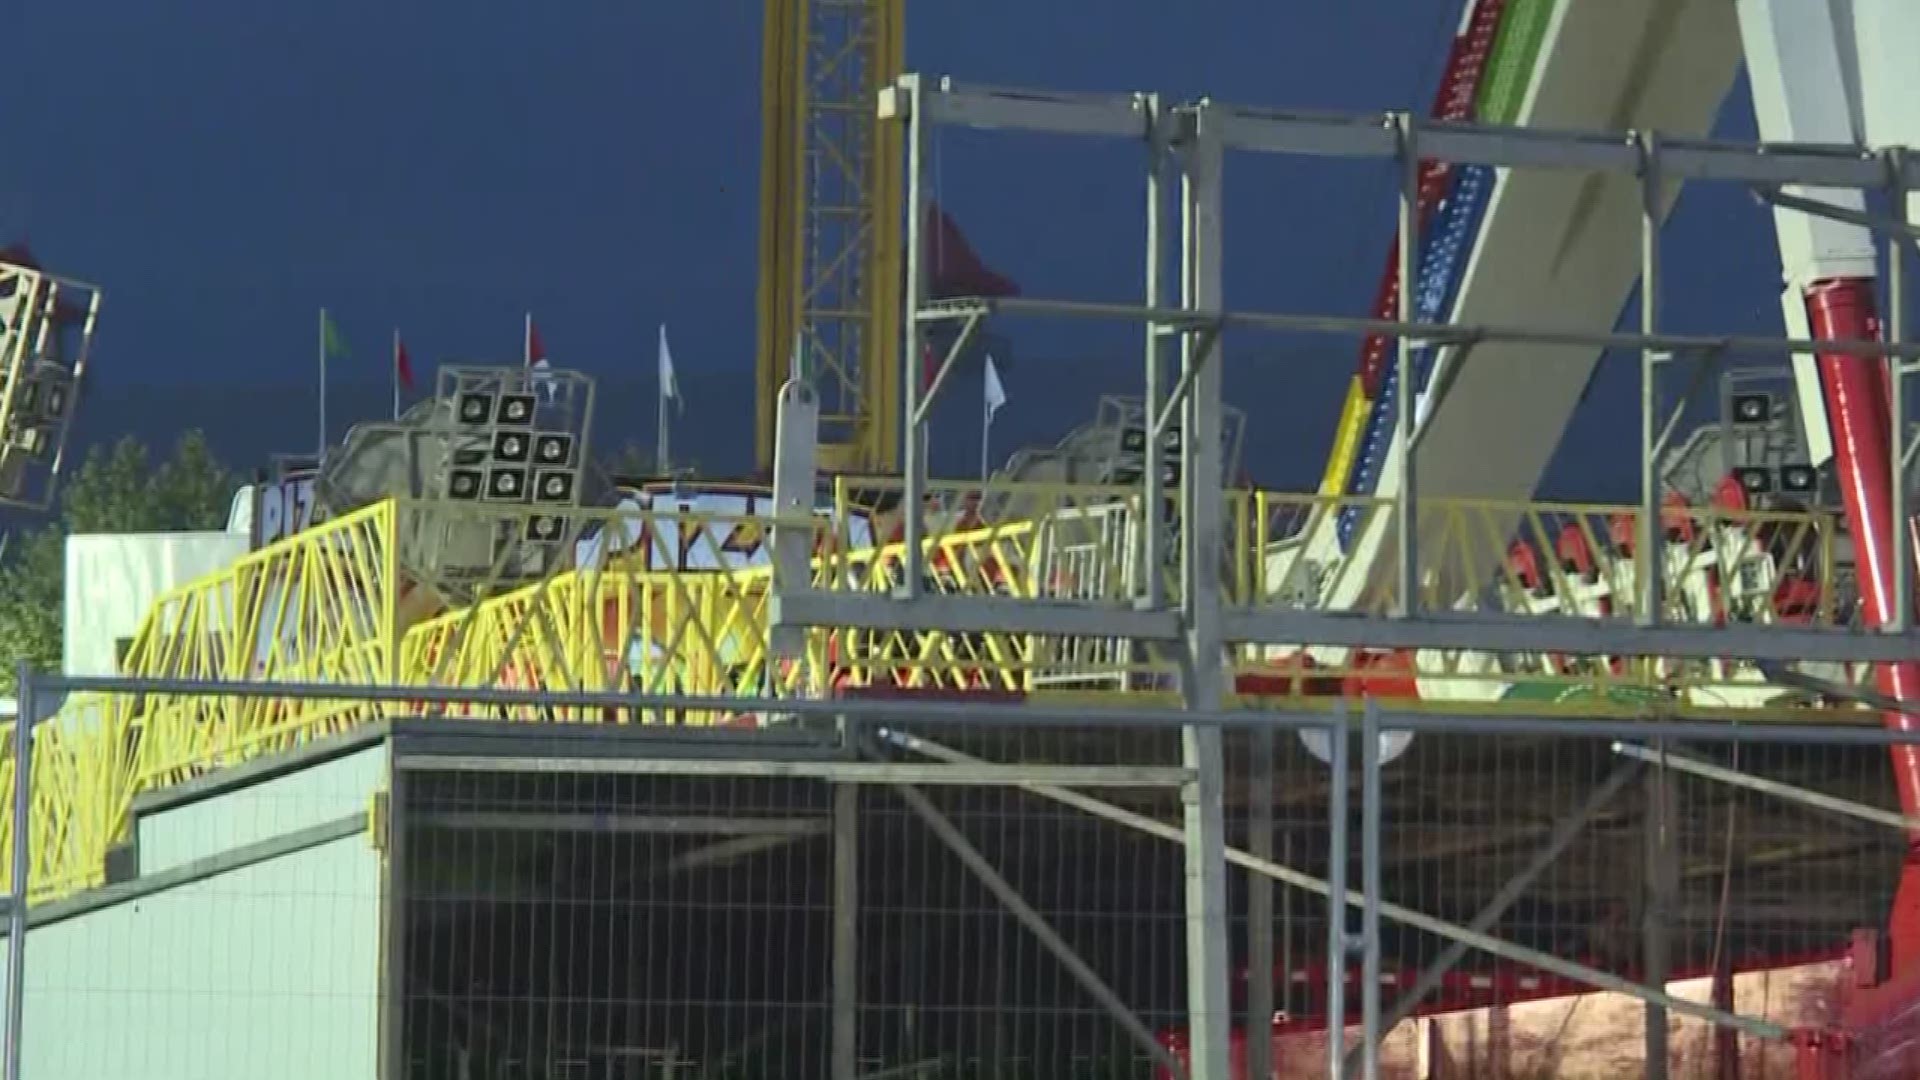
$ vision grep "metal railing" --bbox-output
[0,484,1885,912]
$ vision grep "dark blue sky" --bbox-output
[11,1,1789,490]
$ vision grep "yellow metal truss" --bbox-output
[755,0,905,475]
[0,484,1878,905]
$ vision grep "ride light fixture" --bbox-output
[457,391,495,425]
[1779,463,1818,494]
[485,466,528,501]
[496,392,536,426]
[534,433,574,467]
[1731,392,1771,425]
[533,469,575,504]
[1735,466,1774,495]
[523,512,568,543]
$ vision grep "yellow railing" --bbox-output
[0,484,1877,905]
[1252,491,1843,626]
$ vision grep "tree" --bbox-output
[0,432,234,693]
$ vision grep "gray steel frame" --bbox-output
[851,75,1920,669]
[863,72,1920,1078]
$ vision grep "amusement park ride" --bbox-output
[10,0,1920,1076]
[0,248,98,514]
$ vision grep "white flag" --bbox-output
[658,323,682,411]
[983,355,1007,421]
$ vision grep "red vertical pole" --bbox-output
[1804,277,1920,975]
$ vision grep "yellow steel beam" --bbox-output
[755,0,905,475]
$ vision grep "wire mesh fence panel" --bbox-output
[1314,725,1904,1080]
[399,755,837,1079]
[7,676,1920,1080]
[857,721,1192,1080]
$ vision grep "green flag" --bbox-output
[321,310,350,357]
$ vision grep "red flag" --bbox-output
[526,316,546,368]
[394,335,415,390]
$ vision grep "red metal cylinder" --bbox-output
[1804,277,1920,975]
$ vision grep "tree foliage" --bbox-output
[0,432,234,693]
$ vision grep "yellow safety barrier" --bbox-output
[0,483,1880,906]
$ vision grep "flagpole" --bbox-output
[524,312,532,368]
[981,397,991,481]
[657,323,680,476]
[657,380,671,476]
[391,328,401,420]
[317,308,327,459]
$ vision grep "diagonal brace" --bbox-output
[912,311,986,429]
[880,771,1189,1079]
[1341,758,1645,1075]
[1753,184,1920,244]
[879,727,1786,1042]
[1655,344,1730,459]
[1613,741,1920,832]
[1152,321,1222,440]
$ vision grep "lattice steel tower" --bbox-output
[755,0,905,475]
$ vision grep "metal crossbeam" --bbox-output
[1613,742,1920,832]
[897,77,1917,189]
[37,672,1920,744]
[394,755,1191,787]
[915,295,1920,361]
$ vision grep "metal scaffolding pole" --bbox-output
[1644,750,1679,1080]
[4,664,33,1080]
[1177,101,1233,1080]
[1325,714,1351,1080]
[1394,114,1420,618]
[1142,91,1169,607]
[1890,147,1912,635]
[1360,702,1384,1079]
[1639,133,1666,627]
[899,73,929,598]
[830,781,859,1080]
[1246,728,1277,1080]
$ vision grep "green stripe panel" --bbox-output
[1499,680,1670,707]
[1477,0,1556,125]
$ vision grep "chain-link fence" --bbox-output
[2,678,1917,1079]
